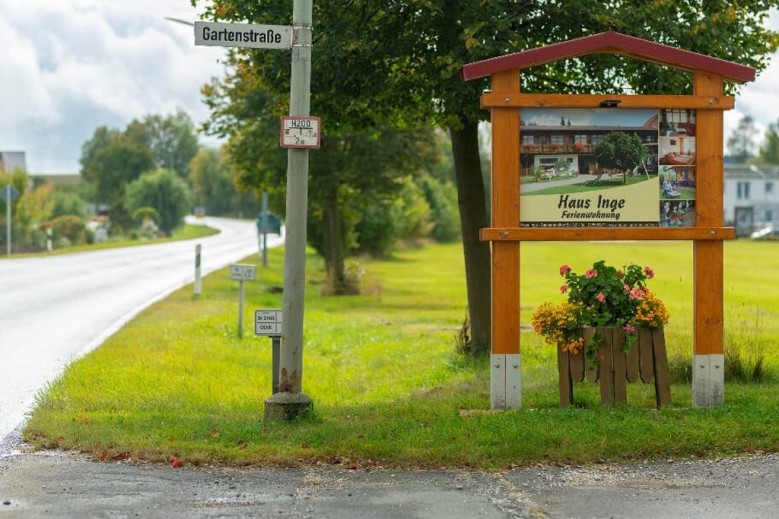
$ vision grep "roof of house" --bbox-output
[461,31,755,83]
[724,164,779,179]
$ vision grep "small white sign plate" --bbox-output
[280,116,321,149]
[194,21,292,49]
[255,309,283,336]
[229,264,256,281]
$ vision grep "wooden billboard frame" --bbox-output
[461,31,755,409]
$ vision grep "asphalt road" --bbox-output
[1,450,778,518]
[0,217,277,453]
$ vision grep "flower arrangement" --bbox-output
[531,260,669,356]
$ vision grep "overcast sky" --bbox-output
[1,2,777,173]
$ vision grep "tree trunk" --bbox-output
[450,121,491,355]
[322,188,349,295]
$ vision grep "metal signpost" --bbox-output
[230,264,256,338]
[195,0,315,420]
[255,309,283,395]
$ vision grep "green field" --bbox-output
[24,240,779,469]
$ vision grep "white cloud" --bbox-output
[723,8,779,155]
[1,2,777,171]
[0,0,226,173]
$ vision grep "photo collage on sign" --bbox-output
[658,109,696,227]
[518,108,697,227]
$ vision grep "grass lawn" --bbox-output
[24,240,779,470]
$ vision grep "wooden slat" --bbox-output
[481,93,734,110]
[638,328,655,383]
[652,328,672,407]
[460,31,755,83]
[490,70,521,356]
[584,328,599,382]
[625,335,639,383]
[481,227,735,242]
[612,329,627,404]
[598,328,614,405]
[557,345,572,407]
[570,345,585,382]
[693,70,726,356]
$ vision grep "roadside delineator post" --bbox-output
[460,31,755,409]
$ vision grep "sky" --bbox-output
[1,2,778,174]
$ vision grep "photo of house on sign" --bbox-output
[519,108,697,228]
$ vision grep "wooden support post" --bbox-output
[693,71,726,407]
[490,70,521,409]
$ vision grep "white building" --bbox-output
[0,151,27,173]
[723,164,779,237]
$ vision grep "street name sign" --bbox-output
[280,116,321,149]
[255,309,283,336]
[229,264,256,281]
[194,21,292,50]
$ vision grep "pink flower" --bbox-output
[560,284,569,294]
[623,284,630,293]
[559,264,571,276]
[596,292,606,303]
[643,266,654,279]
[629,287,646,300]
[623,324,636,333]
[585,268,598,279]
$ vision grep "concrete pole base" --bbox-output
[264,391,314,422]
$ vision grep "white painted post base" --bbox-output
[692,354,724,407]
[491,354,522,409]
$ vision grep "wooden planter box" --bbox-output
[557,327,672,407]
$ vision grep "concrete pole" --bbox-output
[261,191,269,267]
[194,244,202,296]
[265,0,313,421]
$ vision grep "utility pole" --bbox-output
[264,0,314,421]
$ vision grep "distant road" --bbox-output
[0,217,282,452]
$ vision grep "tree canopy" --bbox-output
[194,0,779,353]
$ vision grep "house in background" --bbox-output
[0,151,27,173]
[724,164,779,237]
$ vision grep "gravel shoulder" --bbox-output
[2,448,778,518]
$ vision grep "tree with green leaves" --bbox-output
[125,168,192,236]
[80,126,155,212]
[595,132,647,182]
[194,0,779,354]
[727,115,758,163]
[128,110,200,179]
[760,119,779,164]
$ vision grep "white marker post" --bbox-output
[2,185,19,256]
[194,244,202,296]
[230,264,256,338]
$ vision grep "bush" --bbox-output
[125,168,191,236]
[51,215,88,246]
[422,176,460,242]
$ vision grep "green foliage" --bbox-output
[125,168,192,236]
[594,132,647,174]
[760,119,779,164]
[188,147,256,216]
[80,126,156,208]
[727,115,758,162]
[421,175,461,242]
[50,191,89,219]
[129,110,199,178]
[50,215,89,246]
[132,206,159,224]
